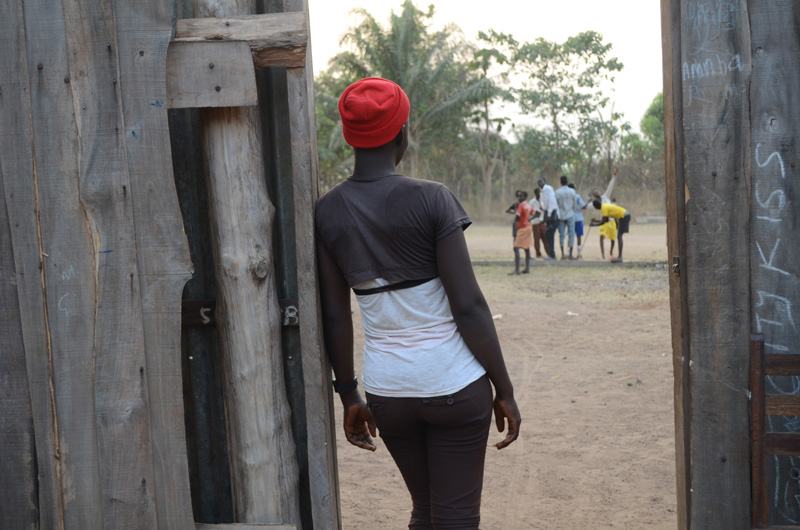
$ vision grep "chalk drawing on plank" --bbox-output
[755,144,787,180]
[61,265,76,281]
[756,291,797,333]
[682,54,742,81]
[58,292,72,327]
[755,185,786,213]
[757,240,791,277]
[685,1,741,55]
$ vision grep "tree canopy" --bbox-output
[314,1,665,215]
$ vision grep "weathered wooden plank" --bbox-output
[0,2,63,528]
[62,1,161,527]
[751,335,767,529]
[285,1,340,527]
[0,138,38,529]
[112,0,195,528]
[765,433,800,456]
[198,104,301,526]
[22,0,108,527]
[197,524,297,530]
[167,41,258,108]
[748,1,800,525]
[174,13,307,68]
[765,395,800,417]
[765,355,800,376]
[676,1,752,528]
[169,105,235,521]
[660,0,691,528]
[194,0,301,525]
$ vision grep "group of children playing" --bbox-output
[506,170,631,274]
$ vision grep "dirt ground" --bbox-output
[335,223,677,529]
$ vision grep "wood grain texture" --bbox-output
[285,2,340,524]
[23,0,106,527]
[199,104,301,527]
[62,1,160,527]
[285,2,341,527]
[751,335,767,529]
[167,41,258,108]
[673,1,752,528]
[113,0,195,527]
[748,1,800,525]
[193,0,302,525]
[0,1,63,528]
[175,13,307,68]
[197,524,297,530]
[0,117,38,530]
[660,0,690,527]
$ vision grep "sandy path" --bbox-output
[334,224,676,529]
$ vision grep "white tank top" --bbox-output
[353,277,486,397]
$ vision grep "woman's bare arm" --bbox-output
[317,241,377,451]
[436,228,521,449]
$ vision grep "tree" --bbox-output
[315,1,490,185]
[489,30,624,178]
[470,34,514,213]
[640,92,664,156]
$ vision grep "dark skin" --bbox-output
[317,125,521,452]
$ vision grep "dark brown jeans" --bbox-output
[366,375,493,530]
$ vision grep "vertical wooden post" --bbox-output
[284,0,341,528]
[196,0,302,526]
[661,0,690,527]
[0,2,63,527]
[748,2,800,524]
[662,1,753,528]
[750,335,766,529]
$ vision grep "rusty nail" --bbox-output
[64,77,70,84]
[215,85,221,92]
[209,63,215,69]
[37,63,43,70]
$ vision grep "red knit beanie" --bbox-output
[338,77,410,148]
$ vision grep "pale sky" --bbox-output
[306,0,664,133]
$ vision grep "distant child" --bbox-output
[591,199,631,262]
[509,190,534,274]
[568,183,586,253]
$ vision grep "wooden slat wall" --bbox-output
[0,2,64,527]
[1,0,194,528]
[113,0,195,527]
[284,1,341,528]
[660,0,690,526]
[0,109,38,529]
[63,0,160,527]
[2,0,336,527]
[663,0,752,528]
[24,0,107,527]
[748,1,800,525]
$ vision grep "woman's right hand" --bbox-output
[492,396,521,450]
[341,392,377,451]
